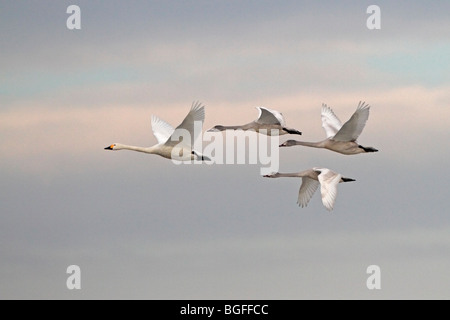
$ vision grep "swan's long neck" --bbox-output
[271,172,303,178]
[267,169,317,179]
[293,140,325,148]
[120,144,156,154]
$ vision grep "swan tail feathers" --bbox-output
[359,145,378,153]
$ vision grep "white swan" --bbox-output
[280,101,378,155]
[208,106,302,136]
[263,168,355,211]
[105,101,209,161]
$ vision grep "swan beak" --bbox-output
[104,145,113,150]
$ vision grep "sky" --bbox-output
[1,0,450,299]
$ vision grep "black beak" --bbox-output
[104,146,113,150]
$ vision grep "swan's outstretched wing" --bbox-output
[255,107,286,126]
[332,101,370,142]
[316,168,341,211]
[297,177,320,208]
[321,104,343,139]
[166,101,205,147]
[151,115,175,145]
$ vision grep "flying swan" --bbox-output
[263,168,355,211]
[208,107,302,136]
[280,101,378,155]
[105,101,209,161]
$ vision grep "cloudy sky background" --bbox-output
[1,0,450,299]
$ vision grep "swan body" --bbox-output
[263,168,355,211]
[208,106,302,136]
[105,101,209,161]
[280,102,378,155]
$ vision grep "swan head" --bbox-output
[104,143,123,150]
[279,140,297,147]
[263,172,278,178]
[207,125,225,132]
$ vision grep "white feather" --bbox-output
[321,103,343,139]
[297,177,320,208]
[256,107,286,127]
[333,101,370,142]
[151,115,175,145]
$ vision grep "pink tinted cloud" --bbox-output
[2,85,449,174]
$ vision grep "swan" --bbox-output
[280,101,378,155]
[207,106,302,136]
[263,168,355,211]
[104,101,209,161]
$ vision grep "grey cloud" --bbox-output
[2,0,450,300]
